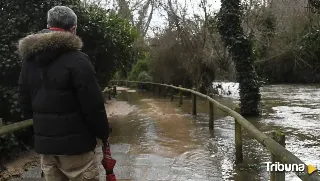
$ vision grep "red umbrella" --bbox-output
[101,142,117,181]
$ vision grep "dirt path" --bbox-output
[0,151,39,180]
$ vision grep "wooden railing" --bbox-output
[0,87,114,136]
[1,80,319,181]
[110,80,320,181]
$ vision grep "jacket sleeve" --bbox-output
[18,61,33,119]
[71,54,110,142]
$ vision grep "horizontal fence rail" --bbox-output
[0,119,33,136]
[110,80,320,181]
[0,88,113,137]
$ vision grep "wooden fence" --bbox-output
[0,80,319,181]
[110,80,320,181]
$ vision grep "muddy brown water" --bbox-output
[108,85,320,181]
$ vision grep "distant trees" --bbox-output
[146,0,227,93]
[241,0,320,83]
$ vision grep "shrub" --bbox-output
[0,0,137,163]
[128,55,150,81]
[138,71,153,82]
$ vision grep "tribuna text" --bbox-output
[266,162,305,172]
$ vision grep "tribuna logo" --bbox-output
[266,162,305,172]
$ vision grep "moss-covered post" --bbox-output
[170,85,174,102]
[270,131,285,181]
[235,119,243,163]
[209,101,214,130]
[192,88,197,116]
[179,85,183,107]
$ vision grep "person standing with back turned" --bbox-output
[17,6,110,181]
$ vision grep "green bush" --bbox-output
[0,0,137,121]
[0,0,137,163]
[299,28,320,61]
[77,5,138,86]
[128,55,150,81]
[138,71,153,82]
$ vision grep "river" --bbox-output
[107,84,320,181]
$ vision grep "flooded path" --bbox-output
[108,85,320,181]
[10,84,320,181]
[108,90,225,181]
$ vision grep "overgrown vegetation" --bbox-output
[3,0,320,172]
[128,53,151,81]
[128,0,320,85]
[245,0,320,83]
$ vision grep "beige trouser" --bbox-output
[40,151,100,181]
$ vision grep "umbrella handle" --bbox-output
[102,141,110,150]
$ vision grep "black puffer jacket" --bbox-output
[17,29,109,155]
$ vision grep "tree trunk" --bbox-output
[217,0,261,116]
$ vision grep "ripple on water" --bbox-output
[264,106,320,136]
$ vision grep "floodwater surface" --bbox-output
[107,85,320,181]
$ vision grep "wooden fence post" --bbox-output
[148,84,151,92]
[235,119,243,164]
[192,88,197,116]
[152,84,155,95]
[156,85,160,96]
[270,131,285,181]
[158,85,161,96]
[170,85,174,102]
[209,101,214,130]
[179,85,183,107]
[108,86,112,100]
[113,85,117,98]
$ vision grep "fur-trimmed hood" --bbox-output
[18,29,83,62]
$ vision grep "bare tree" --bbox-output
[149,0,231,92]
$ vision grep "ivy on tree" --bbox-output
[217,0,261,116]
